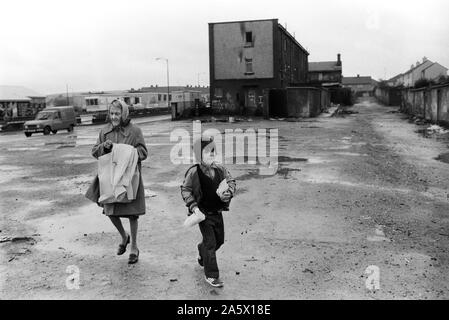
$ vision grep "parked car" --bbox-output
[23,106,76,137]
[91,111,108,123]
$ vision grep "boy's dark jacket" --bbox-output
[181,163,236,215]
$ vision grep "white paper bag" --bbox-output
[183,210,206,227]
[216,179,229,197]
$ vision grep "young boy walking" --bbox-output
[181,137,236,287]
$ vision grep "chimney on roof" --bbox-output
[411,64,414,69]
[337,53,341,66]
[357,74,360,77]
[416,61,420,67]
[422,56,428,63]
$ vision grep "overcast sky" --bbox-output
[1,0,448,95]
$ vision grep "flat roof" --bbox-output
[209,18,276,25]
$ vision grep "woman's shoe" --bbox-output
[128,249,139,264]
[117,234,130,255]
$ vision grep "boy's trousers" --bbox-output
[198,212,224,278]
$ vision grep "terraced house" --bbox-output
[209,18,309,116]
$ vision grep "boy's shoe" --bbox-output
[205,277,223,287]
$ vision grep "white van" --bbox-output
[24,106,76,137]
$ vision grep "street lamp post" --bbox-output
[197,72,206,87]
[156,57,170,108]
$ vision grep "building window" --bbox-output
[214,87,223,98]
[86,98,98,106]
[163,94,167,101]
[158,94,162,101]
[284,38,287,51]
[124,97,130,104]
[245,58,254,75]
[134,97,140,104]
[245,31,253,45]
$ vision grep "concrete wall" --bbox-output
[399,84,449,125]
[374,87,402,106]
[213,20,274,80]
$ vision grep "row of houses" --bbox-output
[373,57,449,126]
[386,57,448,88]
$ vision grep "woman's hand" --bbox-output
[104,140,113,149]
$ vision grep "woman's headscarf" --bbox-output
[108,99,130,126]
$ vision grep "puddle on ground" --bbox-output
[307,158,331,164]
[277,167,301,179]
[61,154,86,158]
[0,165,22,171]
[76,139,97,146]
[327,145,351,150]
[33,203,116,256]
[151,180,181,188]
[434,152,449,164]
[146,143,171,146]
[6,147,40,151]
[236,169,269,180]
[333,152,368,157]
[278,156,308,162]
[64,159,96,165]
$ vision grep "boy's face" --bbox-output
[201,146,216,167]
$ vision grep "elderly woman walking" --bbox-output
[89,99,148,264]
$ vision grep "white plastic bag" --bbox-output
[183,209,206,228]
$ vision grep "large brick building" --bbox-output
[209,18,309,115]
